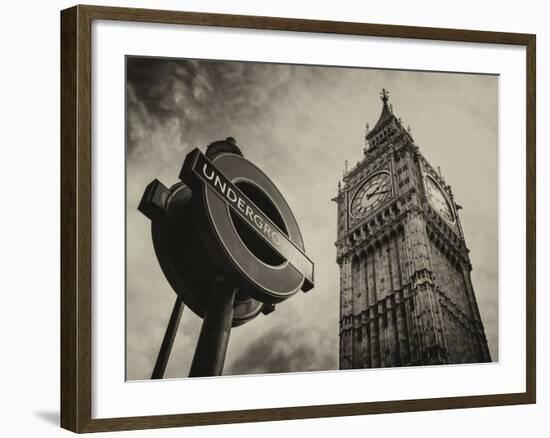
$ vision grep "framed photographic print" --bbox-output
[60,4,536,433]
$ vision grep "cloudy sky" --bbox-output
[126,56,498,380]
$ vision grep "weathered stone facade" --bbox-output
[335,90,491,369]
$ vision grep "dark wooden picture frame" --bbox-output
[60,4,536,433]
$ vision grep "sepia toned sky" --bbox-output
[126,56,498,380]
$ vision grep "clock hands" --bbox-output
[366,188,390,199]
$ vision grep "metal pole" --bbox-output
[151,297,184,379]
[188,279,238,377]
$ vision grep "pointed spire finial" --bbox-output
[380,88,390,104]
[389,103,393,113]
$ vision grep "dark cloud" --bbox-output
[225,325,336,375]
[126,57,297,157]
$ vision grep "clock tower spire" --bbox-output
[334,90,491,369]
[364,88,413,156]
[380,87,390,104]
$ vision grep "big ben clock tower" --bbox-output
[334,89,491,369]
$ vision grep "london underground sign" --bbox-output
[139,138,314,377]
[180,148,314,297]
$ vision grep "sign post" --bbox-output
[139,138,314,377]
[188,279,238,377]
[150,297,184,379]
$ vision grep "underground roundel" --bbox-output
[180,149,314,304]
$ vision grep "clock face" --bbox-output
[350,172,392,218]
[424,176,454,223]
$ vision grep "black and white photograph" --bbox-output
[1,0,543,435]
[126,56,498,380]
